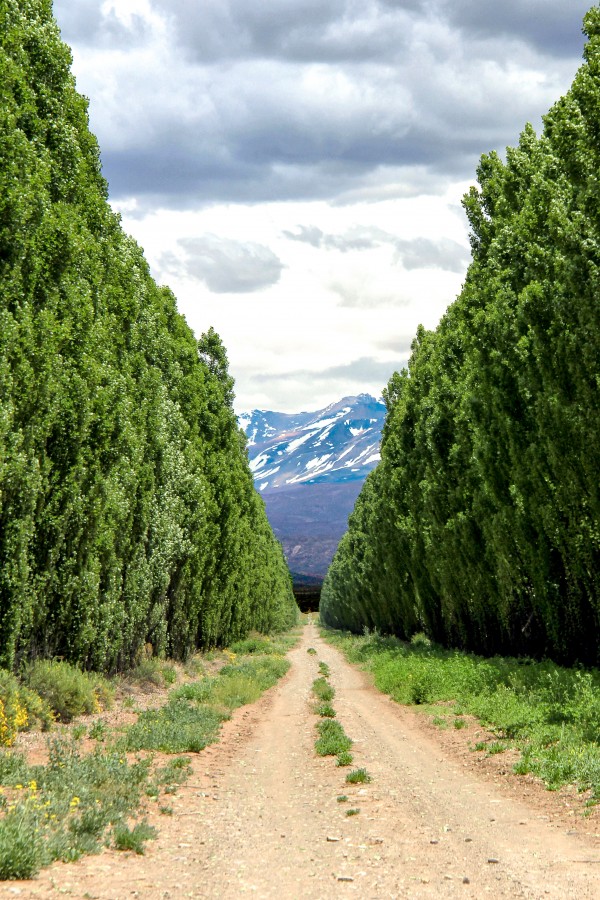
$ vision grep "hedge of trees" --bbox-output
[0,0,297,672]
[321,7,600,666]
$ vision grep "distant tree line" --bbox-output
[0,0,297,672]
[321,7,600,665]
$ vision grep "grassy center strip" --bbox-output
[310,656,372,792]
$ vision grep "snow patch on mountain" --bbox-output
[239,394,386,492]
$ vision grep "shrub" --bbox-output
[24,661,113,723]
[124,658,169,689]
[315,720,352,757]
[113,820,156,854]
[312,677,334,702]
[230,634,279,655]
[0,809,44,879]
[0,671,54,745]
[345,768,371,784]
[336,750,353,767]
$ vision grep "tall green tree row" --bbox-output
[321,6,600,665]
[0,0,297,672]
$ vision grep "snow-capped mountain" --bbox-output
[239,394,385,492]
[238,395,386,585]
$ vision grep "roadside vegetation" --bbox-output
[323,627,600,804]
[320,7,600,668]
[0,0,298,677]
[0,630,297,880]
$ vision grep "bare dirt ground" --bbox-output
[5,622,600,899]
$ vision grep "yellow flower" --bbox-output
[70,796,80,807]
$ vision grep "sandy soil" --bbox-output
[5,622,600,899]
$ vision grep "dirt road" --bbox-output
[9,622,600,898]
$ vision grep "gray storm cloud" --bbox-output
[173,235,284,294]
[284,226,469,272]
[53,0,592,209]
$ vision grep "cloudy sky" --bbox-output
[52,0,593,413]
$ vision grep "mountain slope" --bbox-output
[240,394,385,492]
[240,395,386,581]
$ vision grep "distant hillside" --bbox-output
[240,395,386,581]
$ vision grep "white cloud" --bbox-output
[51,0,593,412]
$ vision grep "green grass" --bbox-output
[113,820,157,854]
[312,677,335,702]
[125,701,228,754]
[335,750,353,767]
[230,633,289,656]
[315,719,352,758]
[322,626,600,801]
[318,662,330,677]
[314,702,336,718]
[126,655,290,753]
[345,767,371,784]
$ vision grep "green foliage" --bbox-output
[0,0,298,673]
[0,735,177,878]
[315,702,336,718]
[0,625,298,881]
[0,807,43,879]
[230,635,280,656]
[314,719,352,757]
[327,628,600,799]
[124,701,227,754]
[126,651,290,753]
[125,658,176,689]
[345,768,371,784]
[336,750,353,766]
[112,820,156,854]
[320,8,600,667]
[24,660,113,723]
[0,669,54,739]
[312,677,335,702]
